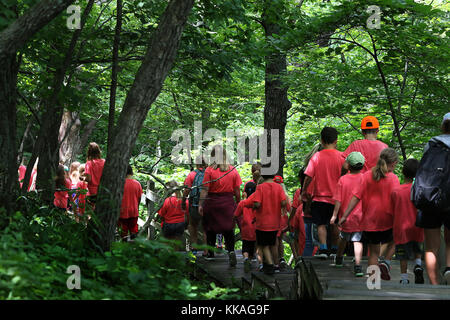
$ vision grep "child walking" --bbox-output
[54,164,71,212]
[342,148,400,280]
[331,152,365,277]
[250,164,287,275]
[118,165,143,241]
[302,127,345,258]
[391,159,424,284]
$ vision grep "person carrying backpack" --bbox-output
[182,156,207,256]
[413,112,450,285]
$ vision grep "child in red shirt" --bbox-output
[341,148,400,280]
[290,205,306,260]
[74,164,88,220]
[158,180,189,245]
[250,166,287,275]
[54,164,71,212]
[118,165,143,241]
[330,152,365,277]
[391,159,424,284]
[302,127,344,258]
[84,142,105,207]
[274,175,290,271]
[234,181,257,272]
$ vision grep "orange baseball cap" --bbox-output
[361,116,380,130]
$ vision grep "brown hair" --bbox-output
[210,145,230,172]
[372,148,398,181]
[87,142,102,161]
[166,180,182,199]
[55,164,66,189]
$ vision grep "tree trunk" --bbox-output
[0,0,75,211]
[59,110,82,166]
[262,1,292,176]
[92,0,194,252]
[107,0,123,148]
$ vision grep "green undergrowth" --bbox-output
[0,197,257,300]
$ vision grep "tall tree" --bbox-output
[91,0,195,252]
[0,0,75,213]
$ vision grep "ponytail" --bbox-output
[372,148,398,181]
[166,180,182,199]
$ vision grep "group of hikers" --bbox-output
[18,112,450,286]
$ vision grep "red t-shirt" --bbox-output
[158,196,188,225]
[354,171,400,232]
[342,139,388,173]
[278,199,291,237]
[85,158,105,195]
[76,181,88,215]
[292,189,301,209]
[28,169,37,192]
[334,173,364,233]
[305,149,345,205]
[18,165,26,187]
[290,206,306,256]
[54,179,71,209]
[234,197,256,241]
[251,182,287,231]
[120,178,143,219]
[203,165,242,193]
[391,183,424,245]
[184,170,197,188]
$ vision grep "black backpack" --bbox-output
[189,169,205,207]
[411,138,450,212]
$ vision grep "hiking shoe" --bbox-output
[279,259,289,270]
[229,251,237,267]
[378,261,391,281]
[264,264,275,275]
[444,267,450,285]
[315,249,328,259]
[205,251,215,261]
[244,259,251,273]
[329,248,338,258]
[400,279,410,285]
[414,265,425,284]
[334,256,343,267]
[354,265,364,277]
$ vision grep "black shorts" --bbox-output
[256,230,278,246]
[311,201,334,226]
[242,240,256,256]
[189,204,202,225]
[415,209,450,229]
[162,222,185,238]
[363,229,393,245]
[395,241,423,260]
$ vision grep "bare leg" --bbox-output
[424,228,441,285]
[262,246,274,265]
[353,241,363,266]
[337,238,347,258]
[271,238,279,264]
[330,224,339,247]
[317,225,327,246]
[368,244,380,267]
[381,240,395,261]
[400,259,408,274]
[445,227,450,268]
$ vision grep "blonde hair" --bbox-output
[209,145,230,172]
[372,148,398,181]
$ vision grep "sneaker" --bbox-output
[400,279,410,285]
[315,249,328,259]
[244,259,251,273]
[258,264,264,272]
[274,265,280,273]
[229,251,237,267]
[329,247,338,257]
[205,251,215,261]
[264,264,275,275]
[378,261,391,281]
[444,267,450,285]
[334,256,343,267]
[279,259,289,270]
[354,265,364,277]
[414,265,424,284]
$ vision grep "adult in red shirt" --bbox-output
[118,165,143,241]
[391,159,424,284]
[341,148,400,280]
[302,127,344,258]
[83,142,105,207]
[250,167,287,275]
[181,157,207,255]
[198,145,242,266]
[342,116,388,174]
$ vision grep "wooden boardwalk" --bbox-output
[194,251,450,300]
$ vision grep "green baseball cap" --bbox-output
[346,152,365,167]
